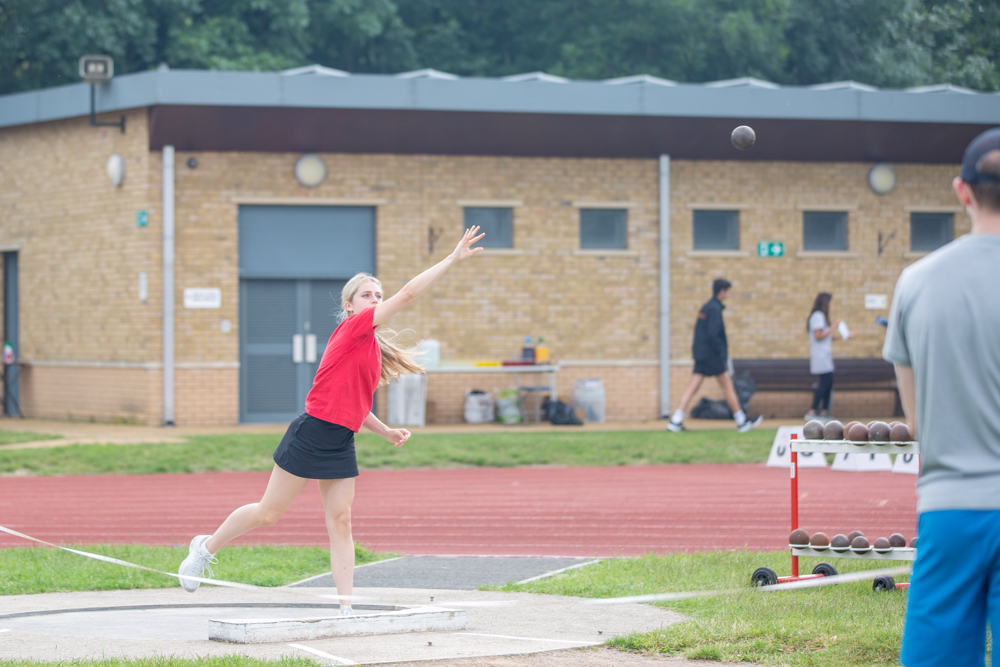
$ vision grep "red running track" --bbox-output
[0,465,917,556]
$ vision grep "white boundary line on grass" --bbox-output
[515,559,601,584]
[288,643,357,665]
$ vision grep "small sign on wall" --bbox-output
[865,294,888,310]
[184,288,222,309]
[757,242,784,257]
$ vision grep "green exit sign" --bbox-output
[758,242,784,257]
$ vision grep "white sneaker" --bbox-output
[666,421,686,433]
[339,606,354,616]
[738,415,764,432]
[178,535,216,593]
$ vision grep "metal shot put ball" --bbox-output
[851,535,872,553]
[789,529,810,546]
[731,125,756,150]
[803,420,824,440]
[830,534,851,552]
[823,420,844,440]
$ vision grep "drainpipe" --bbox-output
[162,146,175,426]
[659,155,671,417]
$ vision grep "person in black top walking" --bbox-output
[667,279,762,433]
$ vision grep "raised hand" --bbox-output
[450,226,486,262]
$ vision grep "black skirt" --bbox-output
[273,413,359,480]
[693,356,727,377]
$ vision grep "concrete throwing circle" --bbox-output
[0,604,397,641]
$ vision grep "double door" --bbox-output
[239,279,345,423]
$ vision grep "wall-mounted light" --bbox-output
[187,157,198,169]
[107,154,125,187]
[868,163,896,195]
[294,154,326,187]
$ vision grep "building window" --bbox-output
[692,210,739,250]
[910,212,953,252]
[463,207,513,248]
[802,211,848,251]
[579,209,627,250]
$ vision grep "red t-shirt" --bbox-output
[305,307,382,432]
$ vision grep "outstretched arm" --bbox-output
[372,227,484,327]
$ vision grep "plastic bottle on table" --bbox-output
[521,336,535,362]
[534,337,549,364]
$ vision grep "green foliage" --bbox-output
[503,550,912,666]
[0,542,388,595]
[0,0,997,95]
[0,428,775,476]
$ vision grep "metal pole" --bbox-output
[790,434,799,578]
[162,146,175,426]
[658,155,671,417]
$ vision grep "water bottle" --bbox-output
[521,336,535,362]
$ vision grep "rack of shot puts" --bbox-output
[751,426,919,593]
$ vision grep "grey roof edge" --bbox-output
[1,68,998,131]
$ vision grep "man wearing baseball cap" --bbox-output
[884,127,1000,667]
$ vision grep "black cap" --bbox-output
[960,127,1000,183]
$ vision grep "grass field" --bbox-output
[1,544,918,667]
[0,428,776,476]
[0,428,61,446]
[503,550,912,667]
[0,543,390,596]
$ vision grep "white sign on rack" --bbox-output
[831,452,893,472]
[766,426,827,468]
[892,452,920,474]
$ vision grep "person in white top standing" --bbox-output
[804,292,851,421]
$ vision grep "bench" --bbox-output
[731,358,903,418]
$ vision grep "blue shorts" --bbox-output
[901,509,1000,667]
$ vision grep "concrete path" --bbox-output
[0,586,682,664]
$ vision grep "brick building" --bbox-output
[0,68,995,425]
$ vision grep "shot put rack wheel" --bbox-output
[751,434,919,593]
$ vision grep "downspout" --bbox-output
[659,155,671,417]
[162,146,175,426]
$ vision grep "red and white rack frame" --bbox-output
[751,433,919,592]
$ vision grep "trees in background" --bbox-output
[0,0,997,95]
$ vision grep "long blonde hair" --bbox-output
[341,273,424,386]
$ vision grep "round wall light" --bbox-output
[294,154,326,187]
[106,154,125,187]
[868,163,896,195]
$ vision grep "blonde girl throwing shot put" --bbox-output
[178,227,485,613]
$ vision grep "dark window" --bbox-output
[910,212,953,252]
[802,211,848,251]
[463,208,513,248]
[580,209,627,249]
[693,210,739,250]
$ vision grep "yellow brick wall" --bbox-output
[669,160,966,364]
[0,111,969,424]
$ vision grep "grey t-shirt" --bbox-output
[883,233,1000,513]
[808,311,834,374]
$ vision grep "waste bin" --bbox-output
[387,373,427,427]
[572,378,606,423]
